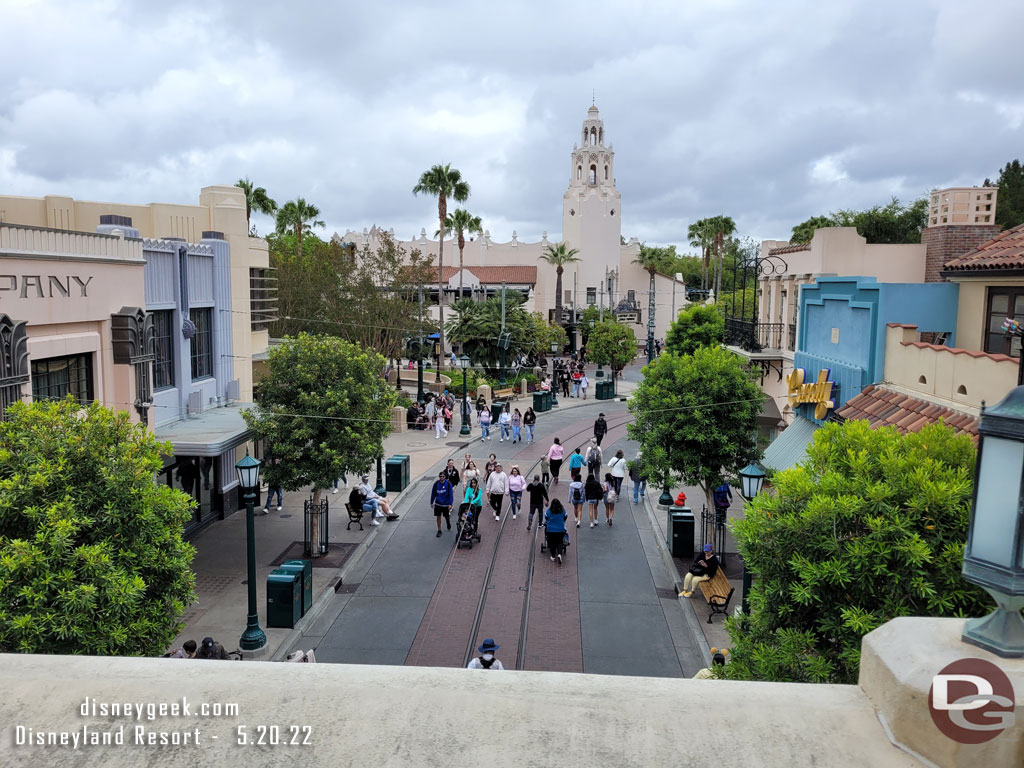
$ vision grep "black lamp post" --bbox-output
[658,474,674,507]
[434,341,441,384]
[961,386,1024,657]
[737,462,767,616]
[235,451,267,652]
[416,344,425,405]
[550,341,559,407]
[459,353,471,435]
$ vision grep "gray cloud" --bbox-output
[1,0,1022,249]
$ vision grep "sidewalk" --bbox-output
[170,369,636,659]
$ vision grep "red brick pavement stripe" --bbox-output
[405,411,630,670]
[521,421,630,673]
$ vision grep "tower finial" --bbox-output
[592,89,595,106]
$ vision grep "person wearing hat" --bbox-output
[358,474,395,520]
[593,413,608,446]
[467,638,504,669]
[195,636,230,660]
[679,543,720,597]
[693,648,729,679]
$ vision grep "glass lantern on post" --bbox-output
[961,386,1024,657]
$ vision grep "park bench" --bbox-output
[344,502,364,531]
[698,569,735,624]
[492,387,517,401]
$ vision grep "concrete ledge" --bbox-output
[0,655,921,767]
[860,617,1023,768]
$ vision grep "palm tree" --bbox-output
[633,248,661,363]
[439,208,483,301]
[236,177,277,234]
[687,218,714,291]
[413,165,471,379]
[275,198,324,256]
[708,215,737,300]
[539,243,581,334]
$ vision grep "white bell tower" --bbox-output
[562,104,622,297]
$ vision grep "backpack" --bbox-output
[570,484,584,504]
[605,484,618,504]
[713,486,731,508]
[478,656,497,669]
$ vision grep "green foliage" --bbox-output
[579,305,601,346]
[588,319,636,375]
[0,399,196,655]
[723,420,988,684]
[244,334,395,497]
[665,303,724,356]
[446,296,553,375]
[715,286,757,321]
[635,244,704,288]
[236,177,277,232]
[627,347,763,507]
[275,197,324,256]
[791,198,928,245]
[984,160,1024,229]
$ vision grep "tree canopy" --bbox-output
[587,319,636,376]
[446,295,557,375]
[790,197,928,245]
[665,302,724,356]
[984,159,1024,229]
[243,334,395,502]
[236,177,277,234]
[0,398,195,655]
[723,420,987,684]
[627,346,763,508]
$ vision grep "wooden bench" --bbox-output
[492,388,516,401]
[698,569,735,624]
[344,502,364,531]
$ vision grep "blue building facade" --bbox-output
[764,276,959,471]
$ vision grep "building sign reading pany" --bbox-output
[787,367,835,419]
[0,274,93,299]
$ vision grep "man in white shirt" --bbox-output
[485,463,509,521]
[467,638,504,670]
[359,474,396,519]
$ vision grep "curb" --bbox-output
[641,495,713,665]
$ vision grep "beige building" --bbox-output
[337,105,685,351]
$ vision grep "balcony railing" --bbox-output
[249,267,279,332]
[788,323,796,351]
[724,317,786,353]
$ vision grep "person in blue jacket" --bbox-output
[430,469,454,538]
[544,498,569,565]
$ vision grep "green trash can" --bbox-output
[279,559,312,616]
[386,455,410,493]
[533,391,546,413]
[668,506,695,559]
[490,401,504,424]
[267,569,301,628]
[544,391,552,411]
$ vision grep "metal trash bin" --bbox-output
[386,454,410,493]
[490,401,504,424]
[267,569,302,628]
[279,559,313,616]
[668,506,694,559]
[533,391,547,413]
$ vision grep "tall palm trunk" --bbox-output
[437,196,446,380]
[458,231,465,300]
[555,266,564,325]
[295,223,302,257]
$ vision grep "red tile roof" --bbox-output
[835,384,979,442]
[440,265,538,284]
[943,222,1024,272]
[768,242,811,256]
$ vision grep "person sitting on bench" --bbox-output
[679,543,719,597]
[358,474,396,520]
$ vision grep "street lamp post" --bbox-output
[235,451,267,653]
[960,386,1024,657]
[375,455,387,498]
[737,462,767,616]
[416,346,425,405]
[550,341,559,407]
[459,354,471,435]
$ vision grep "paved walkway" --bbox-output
[292,381,704,677]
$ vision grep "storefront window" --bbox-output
[985,288,1024,358]
[190,308,213,380]
[31,353,93,405]
[153,310,175,390]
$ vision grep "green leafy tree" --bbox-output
[539,243,580,328]
[665,302,724,356]
[0,398,196,655]
[243,334,395,503]
[413,164,471,379]
[790,215,835,244]
[984,159,1024,229]
[633,247,662,351]
[688,219,715,289]
[707,215,737,300]
[440,208,483,298]
[627,346,763,509]
[636,244,703,289]
[236,177,278,234]
[579,305,601,348]
[588,319,635,378]
[446,295,550,376]
[723,420,987,684]
[275,198,324,256]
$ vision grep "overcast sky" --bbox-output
[2,0,1023,250]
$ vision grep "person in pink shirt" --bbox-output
[507,465,526,519]
[546,437,565,484]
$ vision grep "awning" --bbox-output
[762,416,819,472]
[154,404,252,457]
[757,395,783,426]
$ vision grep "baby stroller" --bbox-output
[539,525,571,556]
[456,503,482,549]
